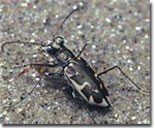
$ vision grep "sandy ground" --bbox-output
[0,0,150,125]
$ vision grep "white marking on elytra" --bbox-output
[98,98,108,107]
[65,62,109,107]
[100,84,103,89]
[93,89,99,93]
[89,96,108,107]
[65,63,79,76]
[95,73,103,89]
[65,66,90,101]
[75,71,79,75]
[72,92,76,98]
[70,63,74,67]
[95,74,98,77]
[89,96,94,104]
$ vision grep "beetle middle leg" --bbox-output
[3,63,60,110]
[97,65,150,94]
[4,71,65,111]
[10,63,59,69]
[3,74,44,111]
[18,63,59,76]
[7,63,59,76]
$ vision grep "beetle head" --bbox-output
[46,36,64,55]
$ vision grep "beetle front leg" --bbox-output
[75,43,87,59]
[16,63,59,76]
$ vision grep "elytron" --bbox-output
[1,8,149,124]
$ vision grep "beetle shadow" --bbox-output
[43,73,68,90]
[88,105,111,115]
[43,74,111,116]
[43,73,76,101]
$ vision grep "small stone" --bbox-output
[129,67,133,71]
[125,46,130,50]
[136,26,141,31]
[105,18,111,23]
[33,5,37,9]
[21,3,28,7]
[35,77,40,81]
[73,5,78,10]
[17,108,23,112]
[118,25,122,29]
[27,104,31,108]
[30,39,35,42]
[0,113,3,118]
[145,35,149,39]
[146,19,150,22]
[114,113,118,118]
[77,24,82,29]
[117,50,120,54]
[92,60,96,64]
[92,45,96,49]
[127,59,132,63]
[5,117,10,121]
[79,2,84,7]
[131,116,136,120]
[31,73,37,77]
[3,110,7,115]
[137,66,141,70]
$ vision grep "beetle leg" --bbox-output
[64,74,97,124]
[73,91,97,124]
[11,63,59,69]
[97,65,150,93]
[4,64,60,110]
[18,63,59,76]
[4,75,44,111]
[78,98,97,124]
[19,65,47,76]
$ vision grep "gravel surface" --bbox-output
[0,0,150,125]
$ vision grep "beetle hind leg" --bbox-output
[64,75,97,124]
[72,91,97,124]
[75,43,87,59]
[81,102,97,124]
[97,65,150,94]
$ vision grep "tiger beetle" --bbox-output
[1,8,150,124]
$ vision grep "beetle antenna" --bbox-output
[1,40,46,53]
[53,8,79,40]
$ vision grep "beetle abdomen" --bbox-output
[64,61,110,107]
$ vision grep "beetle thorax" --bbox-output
[56,49,73,63]
[55,47,75,64]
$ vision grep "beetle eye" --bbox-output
[46,45,57,55]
